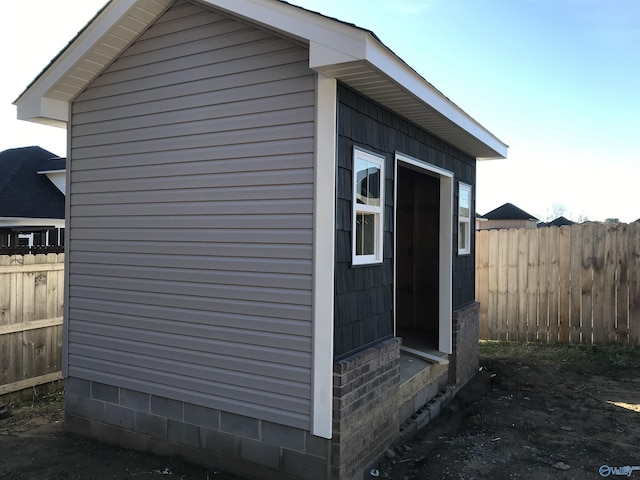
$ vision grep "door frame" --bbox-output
[394,152,453,354]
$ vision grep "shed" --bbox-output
[15,1,507,478]
[479,202,538,230]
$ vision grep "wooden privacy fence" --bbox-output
[476,223,640,344]
[0,254,64,396]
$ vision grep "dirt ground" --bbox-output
[377,342,640,480]
[1,342,638,480]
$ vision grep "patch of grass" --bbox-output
[2,380,65,410]
[479,340,640,369]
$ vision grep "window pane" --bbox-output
[459,186,470,218]
[459,221,468,250]
[355,159,380,206]
[356,212,376,255]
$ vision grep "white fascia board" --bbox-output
[364,38,508,160]
[204,0,367,63]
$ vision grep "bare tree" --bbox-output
[542,202,567,222]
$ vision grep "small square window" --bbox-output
[352,148,385,265]
[458,183,472,255]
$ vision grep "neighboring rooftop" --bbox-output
[0,146,65,219]
[482,202,539,221]
[37,156,66,173]
[538,216,575,228]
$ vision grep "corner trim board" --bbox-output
[311,73,337,439]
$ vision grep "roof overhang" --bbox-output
[15,0,507,160]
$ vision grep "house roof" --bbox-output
[0,146,65,219]
[538,216,574,228]
[14,0,508,160]
[37,157,66,174]
[482,202,539,221]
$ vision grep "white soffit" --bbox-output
[15,0,507,159]
[14,0,173,127]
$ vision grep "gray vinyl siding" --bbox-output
[67,0,315,429]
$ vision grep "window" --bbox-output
[352,148,385,265]
[458,183,472,255]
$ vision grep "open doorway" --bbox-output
[396,166,440,349]
[395,154,453,354]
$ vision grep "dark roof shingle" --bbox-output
[0,146,65,219]
[482,202,539,221]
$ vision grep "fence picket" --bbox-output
[488,229,500,340]
[497,229,509,340]
[591,224,606,342]
[548,227,560,342]
[0,257,9,327]
[569,225,582,343]
[517,228,528,341]
[615,224,630,341]
[476,230,489,339]
[477,223,639,346]
[558,226,571,342]
[580,224,594,343]
[537,227,549,342]
[629,222,640,344]
[526,229,539,342]
[601,225,617,342]
[507,229,519,341]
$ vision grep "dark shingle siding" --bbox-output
[335,84,477,357]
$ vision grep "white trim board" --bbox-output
[311,73,337,439]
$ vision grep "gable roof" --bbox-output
[537,215,574,228]
[0,147,66,219]
[483,202,539,221]
[14,0,507,160]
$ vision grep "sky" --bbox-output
[1,0,639,222]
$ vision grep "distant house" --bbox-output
[479,202,538,230]
[15,1,507,479]
[475,213,487,230]
[0,146,65,250]
[537,216,574,228]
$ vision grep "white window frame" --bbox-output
[458,182,472,255]
[352,147,385,265]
